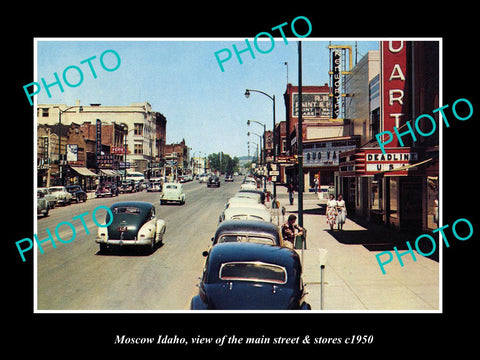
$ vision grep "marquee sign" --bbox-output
[339,148,418,177]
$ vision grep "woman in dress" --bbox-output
[326,194,337,231]
[336,194,346,230]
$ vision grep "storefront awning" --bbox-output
[99,169,120,177]
[71,167,98,177]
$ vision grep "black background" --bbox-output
[6,5,477,356]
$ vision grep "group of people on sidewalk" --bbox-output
[326,194,346,231]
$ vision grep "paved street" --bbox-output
[36,179,240,310]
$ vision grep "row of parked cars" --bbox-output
[190,175,311,310]
[37,185,88,217]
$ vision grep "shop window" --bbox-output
[389,178,398,219]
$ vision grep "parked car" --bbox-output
[191,242,311,310]
[199,174,209,183]
[225,173,234,182]
[48,186,73,206]
[221,205,271,223]
[146,179,162,192]
[95,182,119,198]
[207,176,220,188]
[233,191,263,204]
[119,180,136,193]
[66,185,87,203]
[240,183,257,191]
[38,187,56,209]
[95,201,166,254]
[203,219,284,256]
[37,190,50,217]
[160,182,185,205]
[238,189,266,204]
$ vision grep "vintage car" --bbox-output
[146,179,162,192]
[160,182,185,205]
[95,182,119,198]
[237,189,266,204]
[207,176,220,188]
[95,201,166,254]
[37,190,50,217]
[225,173,234,182]
[240,183,258,191]
[48,186,73,206]
[221,205,271,223]
[198,174,209,183]
[38,187,56,209]
[66,185,87,203]
[203,220,283,256]
[191,242,311,310]
[119,179,137,193]
[234,191,263,204]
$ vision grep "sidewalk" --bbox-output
[268,184,440,311]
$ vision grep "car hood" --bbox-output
[205,282,298,310]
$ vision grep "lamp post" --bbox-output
[244,89,276,202]
[53,105,82,186]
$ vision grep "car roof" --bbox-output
[224,207,271,222]
[109,201,153,211]
[215,219,280,238]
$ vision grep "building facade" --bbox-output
[338,41,440,232]
[37,101,167,175]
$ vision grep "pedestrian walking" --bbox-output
[287,182,295,205]
[336,194,346,230]
[314,177,319,194]
[326,194,337,231]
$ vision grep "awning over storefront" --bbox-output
[71,167,98,177]
[99,169,121,177]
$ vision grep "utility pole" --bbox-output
[297,41,304,228]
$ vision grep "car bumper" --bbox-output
[95,237,154,246]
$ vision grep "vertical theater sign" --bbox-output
[381,40,407,146]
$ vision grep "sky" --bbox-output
[35,38,379,158]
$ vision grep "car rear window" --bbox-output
[112,206,142,215]
[219,261,287,284]
[218,234,275,245]
[166,185,177,189]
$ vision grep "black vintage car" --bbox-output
[203,220,284,256]
[66,185,87,202]
[95,201,166,254]
[207,176,220,188]
[191,242,311,310]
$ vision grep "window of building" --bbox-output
[134,143,143,154]
[134,123,143,135]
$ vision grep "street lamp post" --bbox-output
[54,105,82,186]
[244,89,276,203]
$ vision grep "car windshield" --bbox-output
[219,262,287,284]
[166,184,177,189]
[112,206,142,215]
[218,234,275,245]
